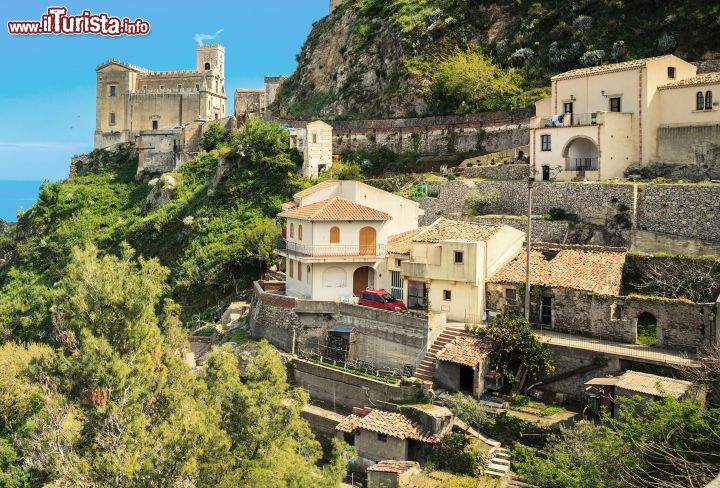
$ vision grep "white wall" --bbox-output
[297,181,423,234]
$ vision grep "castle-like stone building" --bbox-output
[94,44,227,149]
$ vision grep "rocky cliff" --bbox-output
[274,0,720,120]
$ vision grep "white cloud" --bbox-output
[193,29,224,46]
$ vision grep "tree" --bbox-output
[513,397,720,488]
[463,189,500,217]
[201,122,233,151]
[477,314,554,385]
[427,49,523,114]
[513,422,629,488]
[203,342,351,487]
[24,243,230,487]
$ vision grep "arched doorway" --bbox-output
[353,266,373,295]
[562,137,599,177]
[359,227,376,255]
[636,312,657,346]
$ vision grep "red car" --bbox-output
[358,289,407,312]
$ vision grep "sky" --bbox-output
[0,0,328,181]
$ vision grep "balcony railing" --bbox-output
[543,112,598,128]
[273,238,387,258]
[567,158,598,171]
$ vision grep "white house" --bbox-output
[277,197,391,300]
[275,181,425,301]
[285,120,334,178]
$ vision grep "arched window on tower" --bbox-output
[705,90,713,110]
[204,62,211,70]
[696,91,705,111]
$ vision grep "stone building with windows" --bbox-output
[335,408,439,469]
[530,54,719,181]
[485,243,719,352]
[95,44,227,149]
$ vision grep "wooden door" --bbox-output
[353,267,369,295]
[359,227,376,255]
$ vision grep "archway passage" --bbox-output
[563,137,599,174]
[353,266,372,295]
[359,227,377,255]
[636,312,657,346]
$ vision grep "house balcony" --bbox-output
[273,238,387,262]
[530,111,632,129]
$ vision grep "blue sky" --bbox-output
[0,0,328,181]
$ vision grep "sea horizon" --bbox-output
[0,180,46,222]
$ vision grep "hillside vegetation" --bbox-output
[0,119,306,342]
[274,0,720,119]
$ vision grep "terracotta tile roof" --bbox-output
[336,409,439,443]
[293,180,339,199]
[281,201,299,211]
[659,72,720,89]
[388,227,426,255]
[436,334,493,367]
[587,371,693,398]
[551,56,668,81]
[488,244,626,294]
[367,460,420,474]
[278,197,391,221]
[413,218,502,243]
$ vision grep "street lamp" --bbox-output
[524,176,534,321]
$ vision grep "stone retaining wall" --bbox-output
[459,163,530,180]
[249,281,447,371]
[279,109,533,157]
[292,358,421,408]
[416,180,720,243]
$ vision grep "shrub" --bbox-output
[579,50,606,66]
[201,123,233,151]
[572,15,593,31]
[513,394,531,406]
[427,49,522,114]
[463,189,500,216]
[428,433,482,475]
[657,33,677,53]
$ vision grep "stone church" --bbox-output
[94,44,227,149]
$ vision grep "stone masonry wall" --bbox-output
[250,282,446,371]
[655,126,720,181]
[280,108,532,157]
[459,163,530,180]
[292,358,420,408]
[416,180,720,242]
[486,283,716,351]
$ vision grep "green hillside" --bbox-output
[274,0,720,119]
[0,119,306,342]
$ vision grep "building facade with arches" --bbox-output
[275,181,425,301]
[530,55,719,181]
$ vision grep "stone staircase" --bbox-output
[413,325,468,382]
[486,447,512,478]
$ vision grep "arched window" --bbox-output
[697,91,705,111]
[297,261,302,281]
[298,224,303,241]
[289,223,294,238]
[204,62,211,70]
[288,259,294,278]
[705,90,713,110]
[330,226,340,244]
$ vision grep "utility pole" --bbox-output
[524,176,534,321]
